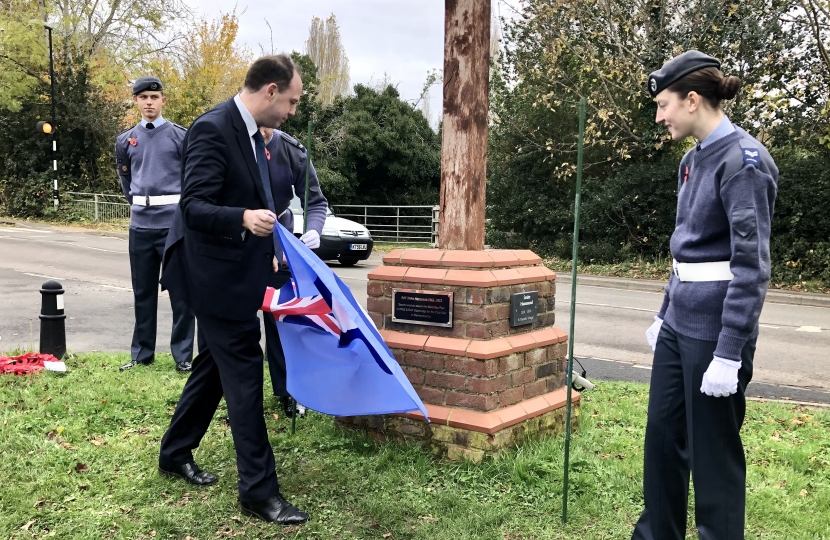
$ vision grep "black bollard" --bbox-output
[39,280,66,359]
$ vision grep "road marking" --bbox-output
[795,326,823,333]
[23,272,66,280]
[759,324,780,329]
[0,235,124,253]
[98,284,132,292]
[632,364,653,370]
[0,227,53,233]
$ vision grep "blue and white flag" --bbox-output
[261,225,428,419]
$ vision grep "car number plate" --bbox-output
[350,244,367,250]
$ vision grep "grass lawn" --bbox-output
[1,352,828,540]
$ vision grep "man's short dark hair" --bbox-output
[244,55,300,93]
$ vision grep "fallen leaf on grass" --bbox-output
[800,489,808,497]
[60,442,78,451]
[319,503,329,508]
[776,480,787,488]
[771,431,781,441]
[273,413,279,421]
[75,462,89,473]
[90,437,106,446]
[21,520,35,531]
[383,534,392,538]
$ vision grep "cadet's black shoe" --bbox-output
[175,361,192,373]
[240,494,309,525]
[119,358,153,371]
[280,396,306,419]
[158,461,217,486]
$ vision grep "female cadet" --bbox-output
[632,51,778,540]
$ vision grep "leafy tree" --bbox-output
[304,14,350,107]
[154,10,252,128]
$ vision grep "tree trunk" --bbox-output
[438,0,490,251]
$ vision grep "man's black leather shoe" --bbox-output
[175,361,192,373]
[240,494,309,525]
[158,462,218,486]
[119,358,153,371]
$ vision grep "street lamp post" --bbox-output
[44,24,58,208]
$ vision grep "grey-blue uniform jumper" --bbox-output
[115,118,195,365]
[262,130,328,397]
[632,120,778,540]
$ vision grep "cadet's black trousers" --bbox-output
[129,227,194,364]
[159,311,279,502]
[263,268,292,397]
[632,322,755,540]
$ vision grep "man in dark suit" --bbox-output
[157,55,308,525]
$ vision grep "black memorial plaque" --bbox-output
[510,291,538,327]
[392,289,453,328]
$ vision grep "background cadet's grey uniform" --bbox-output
[262,130,328,397]
[115,117,195,366]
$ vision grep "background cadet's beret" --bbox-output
[647,51,721,97]
[132,76,163,95]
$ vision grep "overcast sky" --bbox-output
[188,0,449,117]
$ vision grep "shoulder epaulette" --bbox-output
[279,131,306,152]
[171,122,187,132]
[739,141,760,168]
[116,126,134,140]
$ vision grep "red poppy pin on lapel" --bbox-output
[683,166,689,183]
[129,137,137,147]
[265,148,271,161]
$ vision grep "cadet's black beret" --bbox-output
[132,76,163,95]
[647,51,721,97]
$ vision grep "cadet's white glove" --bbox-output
[700,356,741,397]
[645,316,663,351]
[300,230,320,249]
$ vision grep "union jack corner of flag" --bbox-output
[261,281,342,337]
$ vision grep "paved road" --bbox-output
[2,222,828,400]
[0,222,373,357]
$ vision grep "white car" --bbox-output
[289,197,374,266]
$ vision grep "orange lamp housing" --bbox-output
[36,121,54,134]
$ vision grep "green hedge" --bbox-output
[487,148,830,288]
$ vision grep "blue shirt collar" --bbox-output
[698,116,734,150]
[141,115,166,128]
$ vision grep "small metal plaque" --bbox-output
[392,289,453,328]
[510,291,538,327]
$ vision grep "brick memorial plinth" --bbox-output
[336,248,580,462]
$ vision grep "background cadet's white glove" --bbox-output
[300,230,320,249]
[645,316,663,351]
[700,356,741,397]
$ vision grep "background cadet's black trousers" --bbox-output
[632,322,756,540]
[263,268,292,397]
[159,311,279,502]
[128,227,194,364]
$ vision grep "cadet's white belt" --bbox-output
[672,259,734,282]
[132,194,180,207]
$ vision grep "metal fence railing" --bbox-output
[61,194,443,245]
[332,205,439,245]
[64,192,130,226]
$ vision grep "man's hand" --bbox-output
[645,316,663,352]
[700,357,741,397]
[242,209,276,237]
[300,230,321,249]
[272,256,280,272]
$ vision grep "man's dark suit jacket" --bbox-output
[161,98,274,321]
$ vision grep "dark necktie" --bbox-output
[146,122,155,130]
[252,131,281,258]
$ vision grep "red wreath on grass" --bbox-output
[0,353,61,376]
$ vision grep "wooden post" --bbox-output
[438,0,490,251]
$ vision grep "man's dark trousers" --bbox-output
[129,227,194,365]
[159,310,279,501]
[264,267,291,396]
[632,323,756,540]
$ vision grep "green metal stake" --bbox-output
[562,97,586,524]
[292,120,313,436]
